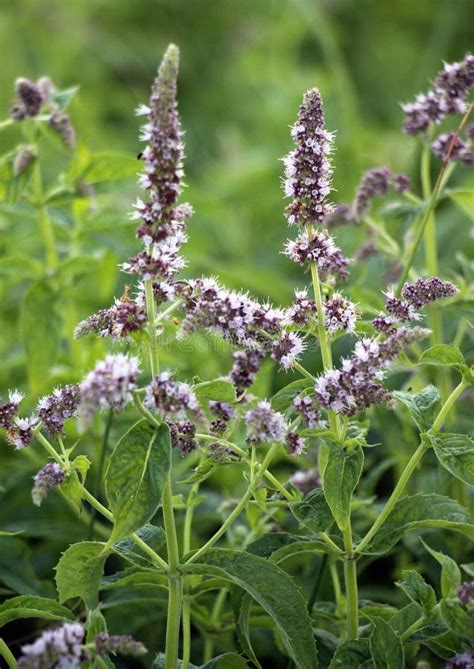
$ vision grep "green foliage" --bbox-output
[395,570,436,613]
[105,421,171,543]
[394,385,440,431]
[55,541,107,608]
[429,432,474,485]
[322,443,364,530]
[291,488,333,534]
[369,617,404,669]
[0,595,74,627]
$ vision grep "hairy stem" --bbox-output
[342,524,358,639]
[355,379,468,554]
[203,588,228,662]
[0,638,16,669]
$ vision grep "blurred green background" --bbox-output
[1,0,473,306]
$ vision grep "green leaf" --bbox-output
[152,653,248,669]
[247,533,303,558]
[194,379,237,403]
[395,569,436,612]
[419,345,468,374]
[271,380,312,412]
[21,281,62,393]
[390,602,423,636]
[105,421,171,543]
[184,548,317,669]
[323,444,364,530]
[439,599,473,639]
[231,588,261,668]
[60,455,91,511]
[361,494,474,554]
[0,595,74,627]
[0,255,43,279]
[369,617,404,669]
[51,85,79,111]
[291,489,333,534]
[82,152,140,183]
[393,385,440,431]
[328,640,372,668]
[0,537,45,595]
[421,541,462,597]
[447,189,474,220]
[113,524,166,568]
[461,562,474,577]
[429,432,474,485]
[55,541,106,607]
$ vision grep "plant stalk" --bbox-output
[0,639,16,669]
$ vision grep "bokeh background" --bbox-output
[0,1,473,665]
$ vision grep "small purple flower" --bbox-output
[31,462,65,507]
[401,277,458,308]
[75,297,147,340]
[287,289,316,327]
[169,420,197,454]
[402,53,474,135]
[209,401,235,433]
[292,394,324,429]
[7,416,38,449]
[37,384,80,436]
[78,354,140,424]
[284,229,349,281]
[286,431,305,457]
[282,88,334,227]
[0,390,23,429]
[457,581,474,606]
[49,110,75,148]
[445,652,474,669]
[95,632,147,658]
[324,294,357,334]
[325,203,357,228]
[11,78,44,120]
[17,622,87,669]
[353,167,410,222]
[245,400,286,445]
[290,467,321,496]
[271,332,305,369]
[145,372,199,419]
[230,349,265,395]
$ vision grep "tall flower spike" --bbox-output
[283,88,334,227]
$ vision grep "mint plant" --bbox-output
[0,45,473,669]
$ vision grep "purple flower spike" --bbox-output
[401,277,458,308]
[32,462,65,507]
[245,401,286,445]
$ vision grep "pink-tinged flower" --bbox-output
[457,580,474,606]
[401,277,458,308]
[78,354,140,424]
[75,297,147,340]
[283,229,349,282]
[290,468,321,496]
[94,633,147,658]
[282,88,334,227]
[37,385,80,436]
[292,394,325,429]
[432,131,474,166]
[315,328,429,415]
[324,294,357,334]
[32,462,65,506]
[353,167,410,221]
[402,53,474,135]
[445,652,474,669]
[168,420,197,454]
[0,390,24,430]
[271,332,305,369]
[286,289,316,327]
[245,400,286,445]
[17,623,87,668]
[144,372,199,420]
[229,349,265,394]
[7,416,38,449]
[10,78,44,120]
[286,431,306,457]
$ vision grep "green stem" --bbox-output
[187,443,281,564]
[145,277,160,376]
[396,103,473,295]
[162,480,182,669]
[399,614,427,642]
[181,595,192,669]
[342,524,358,639]
[306,228,340,437]
[355,379,468,554]
[0,638,16,669]
[88,408,113,539]
[203,588,228,662]
[32,160,58,270]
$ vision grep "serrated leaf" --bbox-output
[328,640,372,668]
[180,460,217,485]
[21,281,62,393]
[194,379,237,403]
[419,345,468,374]
[105,421,170,543]
[291,488,333,534]
[0,595,74,627]
[421,541,462,597]
[369,617,404,669]
[393,385,440,431]
[271,380,312,412]
[429,432,474,485]
[55,541,106,607]
[361,494,474,554]
[390,602,423,636]
[184,548,317,669]
[439,598,473,639]
[395,569,436,612]
[323,443,364,530]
